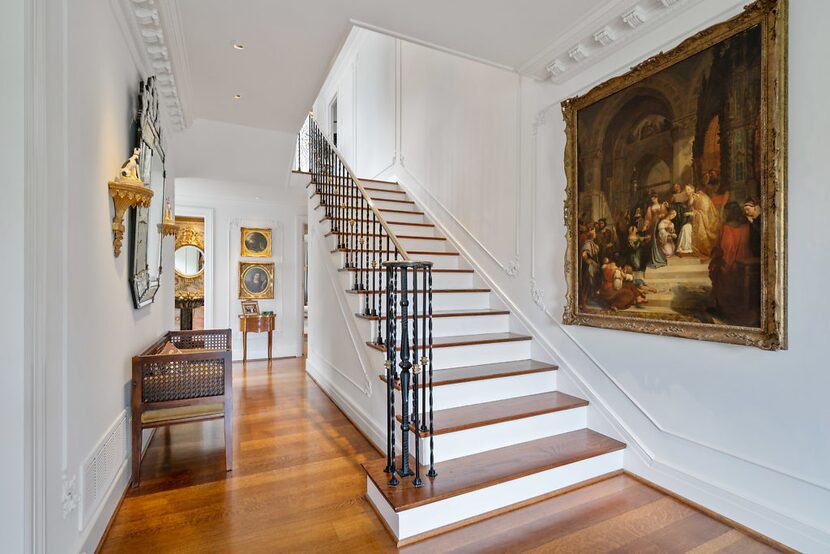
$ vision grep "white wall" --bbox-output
[176,176,307,361]
[23,0,177,551]
[0,0,26,551]
[313,8,830,550]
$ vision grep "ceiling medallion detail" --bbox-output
[541,0,692,84]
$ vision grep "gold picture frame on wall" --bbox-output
[239,262,274,299]
[241,227,272,257]
[561,0,787,350]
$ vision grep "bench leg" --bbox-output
[131,416,142,487]
[224,399,233,472]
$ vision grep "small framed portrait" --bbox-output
[239,262,274,299]
[241,227,271,257]
[241,300,260,315]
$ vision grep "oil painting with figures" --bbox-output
[562,0,787,349]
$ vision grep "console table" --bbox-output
[238,314,276,362]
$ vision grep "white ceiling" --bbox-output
[167,0,608,133]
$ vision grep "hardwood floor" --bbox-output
[98,357,783,553]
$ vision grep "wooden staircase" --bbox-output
[313,177,626,545]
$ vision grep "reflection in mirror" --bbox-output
[175,245,205,277]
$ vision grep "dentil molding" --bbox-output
[112,0,191,131]
[521,0,699,83]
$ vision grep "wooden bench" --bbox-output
[131,329,233,486]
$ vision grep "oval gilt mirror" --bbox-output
[175,245,205,277]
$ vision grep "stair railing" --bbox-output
[304,114,436,487]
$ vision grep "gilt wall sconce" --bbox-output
[158,197,179,239]
[108,147,154,257]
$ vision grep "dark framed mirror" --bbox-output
[129,76,166,309]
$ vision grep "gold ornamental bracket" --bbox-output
[108,148,153,257]
[158,198,179,238]
[108,179,153,257]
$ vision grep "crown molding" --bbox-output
[110,0,191,131]
[519,0,699,83]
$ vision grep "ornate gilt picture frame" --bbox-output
[561,0,787,350]
[239,262,275,299]
[241,227,272,257]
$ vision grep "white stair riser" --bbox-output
[379,210,424,224]
[334,252,460,270]
[366,450,624,541]
[427,340,531,370]
[415,407,587,464]
[386,223,439,238]
[368,198,420,211]
[360,181,401,192]
[347,291,491,314]
[359,313,509,341]
[338,270,474,291]
[326,234,450,253]
[367,190,408,201]
[426,370,557,410]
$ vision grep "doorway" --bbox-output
[329,95,338,147]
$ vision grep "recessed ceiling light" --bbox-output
[234,94,242,100]
[232,42,245,50]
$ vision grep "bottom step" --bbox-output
[364,429,625,543]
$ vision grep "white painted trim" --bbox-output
[295,215,308,357]
[528,103,830,495]
[519,0,708,81]
[315,222,374,395]
[175,205,215,329]
[24,0,49,550]
[349,20,518,74]
[305,354,385,450]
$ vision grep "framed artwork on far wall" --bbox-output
[561,0,787,350]
[239,262,275,299]
[241,227,272,257]
[241,300,260,315]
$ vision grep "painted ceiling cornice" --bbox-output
[111,0,193,131]
[519,0,699,82]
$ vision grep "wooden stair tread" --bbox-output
[350,288,490,295]
[362,429,625,512]
[380,359,556,389]
[320,216,434,228]
[325,231,446,241]
[366,332,530,352]
[314,203,423,215]
[401,391,587,435]
[316,183,406,195]
[339,267,473,273]
[331,248,458,255]
[358,308,509,321]
[320,193,415,205]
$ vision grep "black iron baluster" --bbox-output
[385,264,398,485]
[421,265,428,433]
[397,266,413,478]
[427,264,436,478]
[411,264,422,487]
[374,216,383,345]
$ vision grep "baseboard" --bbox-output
[85,426,156,554]
[305,353,385,452]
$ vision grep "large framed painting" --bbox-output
[239,262,275,299]
[561,0,787,350]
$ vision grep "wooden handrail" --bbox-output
[307,112,412,261]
